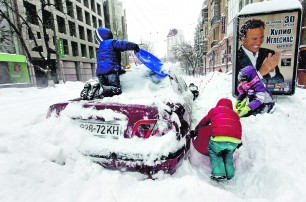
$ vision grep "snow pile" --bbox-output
[1,64,306,202]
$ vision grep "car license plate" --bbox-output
[78,121,122,138]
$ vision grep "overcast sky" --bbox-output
[122,0,204,57]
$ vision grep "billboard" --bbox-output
[232,8,302,96]
[0,54,30,84]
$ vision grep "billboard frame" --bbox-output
[232,9,302,97]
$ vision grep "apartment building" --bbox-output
[104,0,129,67]
[203,0,231,73]
[193,2,208,75]
[194,0,305,75]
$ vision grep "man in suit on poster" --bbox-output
[237,19,284,85]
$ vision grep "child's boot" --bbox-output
[80,83,91,100]
[88,83,100,100]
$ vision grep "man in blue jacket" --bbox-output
[81,27,139,100]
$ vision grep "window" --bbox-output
[89,46,94,58]
[214,28,219,41]
[97,3,101,16]
[37,32,41,39]
[85,11,91,25]
[87,29,93,42]
[54,0,63,12]
[83,0,89,8]
[81,44,87,57]
[210,0,215,18]
[98,19,102,27]
[57,16,66,34]
[76,6,83,22]
[228,45,232,62]
[91,0,96,12]
[66,1,74,18]
[63,39,69,55]
[79,26,85,40]
[42,10,53,29]
[28,29,34,40]
[92,16,97,28]
[71,41,78,56]
[32,46,43,52]
[69,21,76,37]
[24,1,38,25]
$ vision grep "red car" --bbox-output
[47,66,197,177]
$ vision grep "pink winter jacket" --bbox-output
[195,98,242,140]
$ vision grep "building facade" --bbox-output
[193,0,306,75]
[0,0,128,87]
[195,0,305,74]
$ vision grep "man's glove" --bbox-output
[134,44,140,52]
[237,106,251,117]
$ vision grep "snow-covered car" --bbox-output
[47,65,195,176]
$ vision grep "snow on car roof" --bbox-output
[84,63,188,106]
[60,62,191,123]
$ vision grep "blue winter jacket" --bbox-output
[95,28,138,75]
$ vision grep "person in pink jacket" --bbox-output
[191,98,242,180]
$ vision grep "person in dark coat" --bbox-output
[237,19,284,87]
[191,98,242,180]
[234,66,275,117]
[80,27,139,100]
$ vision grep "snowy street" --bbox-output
[1,64,306,202]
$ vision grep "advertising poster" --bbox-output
[8,62,30,83]
[233,10,302,96]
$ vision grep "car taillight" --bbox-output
[131,120,172,139]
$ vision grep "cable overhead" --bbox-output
[131,0,159,32]
[124,1,153,36]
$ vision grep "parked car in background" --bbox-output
[47,65,196,177]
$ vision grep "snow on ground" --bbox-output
[1,63,306,202]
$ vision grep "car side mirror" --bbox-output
[189,84,199,100]
[189,85,198,91]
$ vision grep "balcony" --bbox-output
[211,15,221,26]
[211,40,218,48]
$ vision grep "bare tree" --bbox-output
[173,42,198,75]
[0,0,60,87]
[140,41,153,53]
